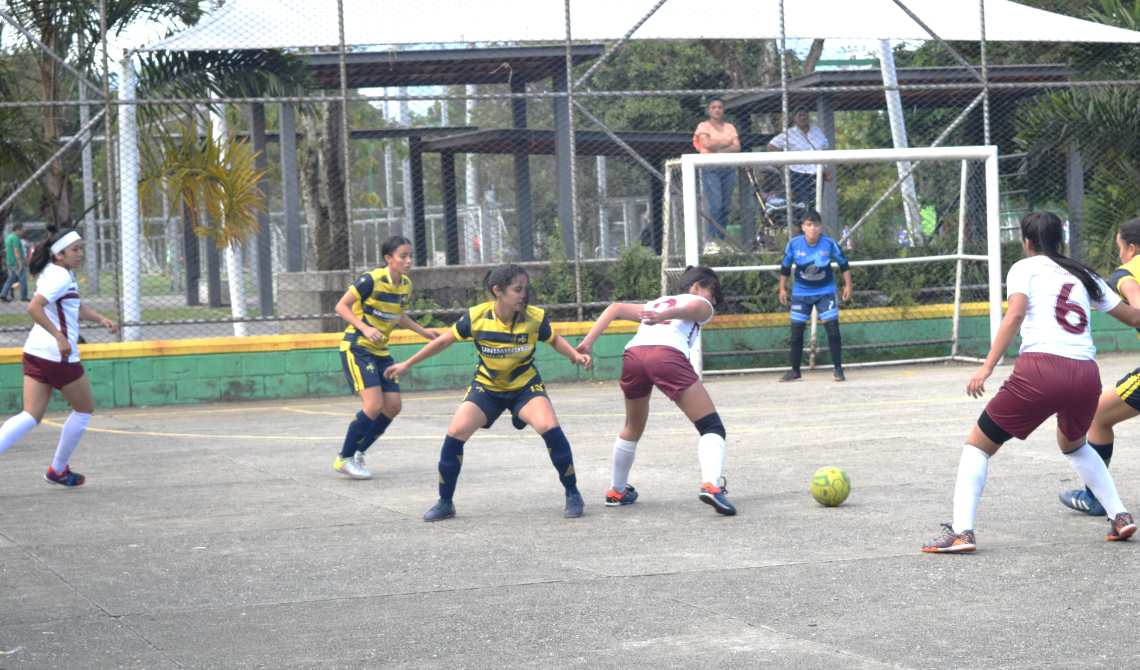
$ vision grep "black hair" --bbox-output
[484,263,533,327]
[9,222,22,233]
[380,235,412,262]
[1119,218,1140,250]
[804,209,822,224]
[792,105,810,114]
[678,265,723,306]
[29,225,77,277]
[1020,211,1104,302]
[707,97,724,109]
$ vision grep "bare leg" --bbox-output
[619,395,651,442]
[1088,389,1140,447]
[22,376,54,423]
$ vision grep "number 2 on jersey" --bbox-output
[1054,282,1088,334]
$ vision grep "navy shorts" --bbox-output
[462,379,549,430]
[340,348,400,393]
[790,292,838,324]
[1115,365,1140,412]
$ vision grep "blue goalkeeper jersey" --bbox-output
[781,235,850,297]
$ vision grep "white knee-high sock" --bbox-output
[952,445,990,533]
[610,438,637,492]
[1066,443,1127,518]
[51,411,90,473]
[0,411,38,456]
[698,433,726,486]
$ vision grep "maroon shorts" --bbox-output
[620,345,699,401]
[985,352,1100,441]
[22,353,85,390]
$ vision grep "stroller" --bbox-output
[745,166,809,251]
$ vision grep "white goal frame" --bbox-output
[678,146,1002,377]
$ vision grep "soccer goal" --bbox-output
[662,146,1003,378]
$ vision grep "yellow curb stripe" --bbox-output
[0,301,1003,365]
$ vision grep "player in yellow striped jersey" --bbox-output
[1060,218,1140,517]
[331,235,440,479]
[386,264,591,521]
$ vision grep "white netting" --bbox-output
[662,147,1003,375]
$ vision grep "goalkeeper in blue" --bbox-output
[777,210,853,382]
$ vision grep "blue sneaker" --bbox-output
[699,478,736,516]
[564,491,584,518]
[44,465,85,487]
[1059,489,1106,516]
[424,499,456,522]
[605,485,638,506]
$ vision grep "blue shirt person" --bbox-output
[777,210,853,382]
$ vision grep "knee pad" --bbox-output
[790,322,807,336]
[694,412,726,439]
[823,320,840,337]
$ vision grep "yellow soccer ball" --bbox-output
[811,466,850,507]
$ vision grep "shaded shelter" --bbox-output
[423,129,774,256]
[296,45,605,265]
[724,64,1073,235]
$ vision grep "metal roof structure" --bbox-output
[301,45,606,89]
[723,64,1074,114]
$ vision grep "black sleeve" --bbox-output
[780,264,792,277]
[453,310,473,341]
[1110,268,1132,298]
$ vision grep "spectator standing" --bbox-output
[2,223,27,303]
[694,98,740,248]
[767,107,833,208]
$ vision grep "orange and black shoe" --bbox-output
[1107,512,1137,541]
[921,523,976,553]
[605,485,638,506]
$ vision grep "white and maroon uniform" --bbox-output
[22,263,85,389]
[620,294,714,400]
[986,256,1119,440]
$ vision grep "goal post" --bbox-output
[675,145,1002,377]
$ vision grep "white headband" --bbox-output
[50,231,81,256]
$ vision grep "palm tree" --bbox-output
[2,0,200,226]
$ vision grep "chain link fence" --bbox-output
[0,0,1137,349]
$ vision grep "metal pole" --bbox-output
[951,159,968,358]
[79,37,99,295]
[779,0,792,238]
[980,0,991,146]
[985,150,1002,346]
[597,155,608,258]
[661,161,671,296]
[809,306,818,369]
[878,39,922,239]
[337,0,355,278]
[118,53,141,342]
[100,0,121,342]
[565,0,583,321]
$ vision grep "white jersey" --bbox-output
[625,293,714,359]
[1006,255,1119,361]
[24,263,81,363]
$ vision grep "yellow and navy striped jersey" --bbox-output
[452,302,555,392]
[1110,257,1140,303]
[340,267,413,357]
[1110,257,1140,342]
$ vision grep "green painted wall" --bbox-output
[4,314,1137,413]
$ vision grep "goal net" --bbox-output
[661,146,1003,377]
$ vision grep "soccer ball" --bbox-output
[810,466,850,507]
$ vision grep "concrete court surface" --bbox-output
[3,354,1140,669]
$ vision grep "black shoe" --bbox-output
[833,367,845,382]
[779,370,802,382]
[0,296,11,303]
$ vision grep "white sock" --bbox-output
[1066,443,1127,518]
[0,411,38,456]
[51,411,90,473]
[952,445,989,533]
[698,433,726,486]
[610,438,637,492]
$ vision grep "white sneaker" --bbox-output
[333,454,372,479]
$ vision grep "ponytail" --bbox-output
[29,225,76,277]
[1020,211,1104,302]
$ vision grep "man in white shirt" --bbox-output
[767,107,833,210]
